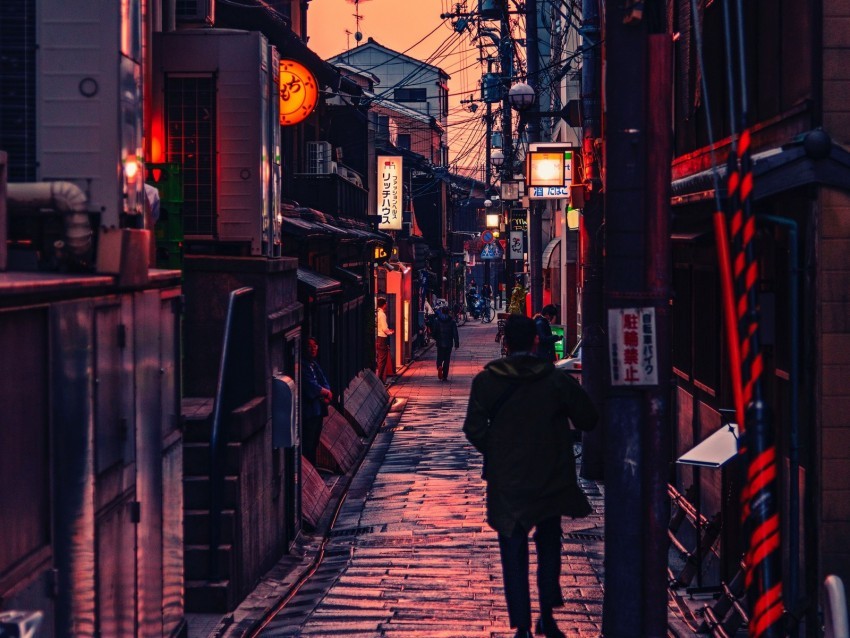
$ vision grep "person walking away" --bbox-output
[467,280,479,318]
[375,297,394,383]
[463,315,598,638]
[431,304,460,381]
[301,337,332,466]
[534,304,562,363]
[481,281,492,301]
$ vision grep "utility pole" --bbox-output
[602,0,648,628]
[578,0,605,480]
[484,58,494,294]
[526,0,543,313]
[500,0,514,289]
[602,2,673,636]
[484,57,494,188]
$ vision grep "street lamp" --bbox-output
[490,149,505,168]
[508,82,536,112]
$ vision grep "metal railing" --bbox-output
[208,287,255,580]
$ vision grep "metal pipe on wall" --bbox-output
[758,213,801,634]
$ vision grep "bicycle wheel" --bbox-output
[482,305,495,323]
[455,305,467,325]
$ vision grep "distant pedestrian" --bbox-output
[534,304,562,363]
[481,281,492,300]
[432,303,460,381]
[301,337,332,465]
[376,297,394,382]
[463,315,598,638]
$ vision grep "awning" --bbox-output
[542,237,561,269]
[334,266,364,286]
[281,213,352,239]
[297,267,342,297]
[671,131,850,204]
[676,423,740,468]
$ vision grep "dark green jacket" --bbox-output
[463,354,598,536]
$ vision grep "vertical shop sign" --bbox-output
[509,231,524,259]
[377,156,403,230]
[608,307,658,386]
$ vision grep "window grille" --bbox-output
[165,75,216,236]
[0,0,37,182]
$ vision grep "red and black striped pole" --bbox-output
[698,0,784,629]
[727,128,784,637]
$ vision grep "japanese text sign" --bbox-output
[509,231,525,259]
[608,307,658,386]
[377,156,403,230]
[279,59,318,126]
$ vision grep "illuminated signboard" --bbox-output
[526,150,574,200]
[509,208,528,232]
[378,156,403,230]
[279,59,318,126]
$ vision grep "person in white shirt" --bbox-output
[376,297,394,382]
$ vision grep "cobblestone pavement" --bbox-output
[256,319,606,637]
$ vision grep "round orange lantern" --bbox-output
[279,59,318,126]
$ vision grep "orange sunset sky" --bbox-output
[307,0,491,179]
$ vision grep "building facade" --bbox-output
[668,0,850,628]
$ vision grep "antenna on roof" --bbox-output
[345,0,374,43]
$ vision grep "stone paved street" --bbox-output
[255,318,606,637]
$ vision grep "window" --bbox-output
[397,133,411,150]
[394,88,427,102]
[672,265,692,375]
[692,268,718,389]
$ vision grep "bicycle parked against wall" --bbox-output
[465,294,495,323]
[453,301,467,326]
[476,296,495,323]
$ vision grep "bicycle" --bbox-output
[453,302,467,326]
[478,297,495,323]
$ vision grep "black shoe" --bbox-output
[535,615,566,638]
[514,630,534,638]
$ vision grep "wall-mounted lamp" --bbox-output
[486,213,501,228]
[566,208,580,230]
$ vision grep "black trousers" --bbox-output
[302,415,324,465]
[497,516,564,630]
[436,345,453,378]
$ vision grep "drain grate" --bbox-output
[563,532,604,541]
[328,525,375,538]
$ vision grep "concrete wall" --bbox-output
[823,0,850,147]
[817,186,850,586]
[818,0,850,587]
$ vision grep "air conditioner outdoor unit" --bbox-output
[176,0,215,25]
[307,141,333,174]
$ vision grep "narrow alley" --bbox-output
[227,320,605,637]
